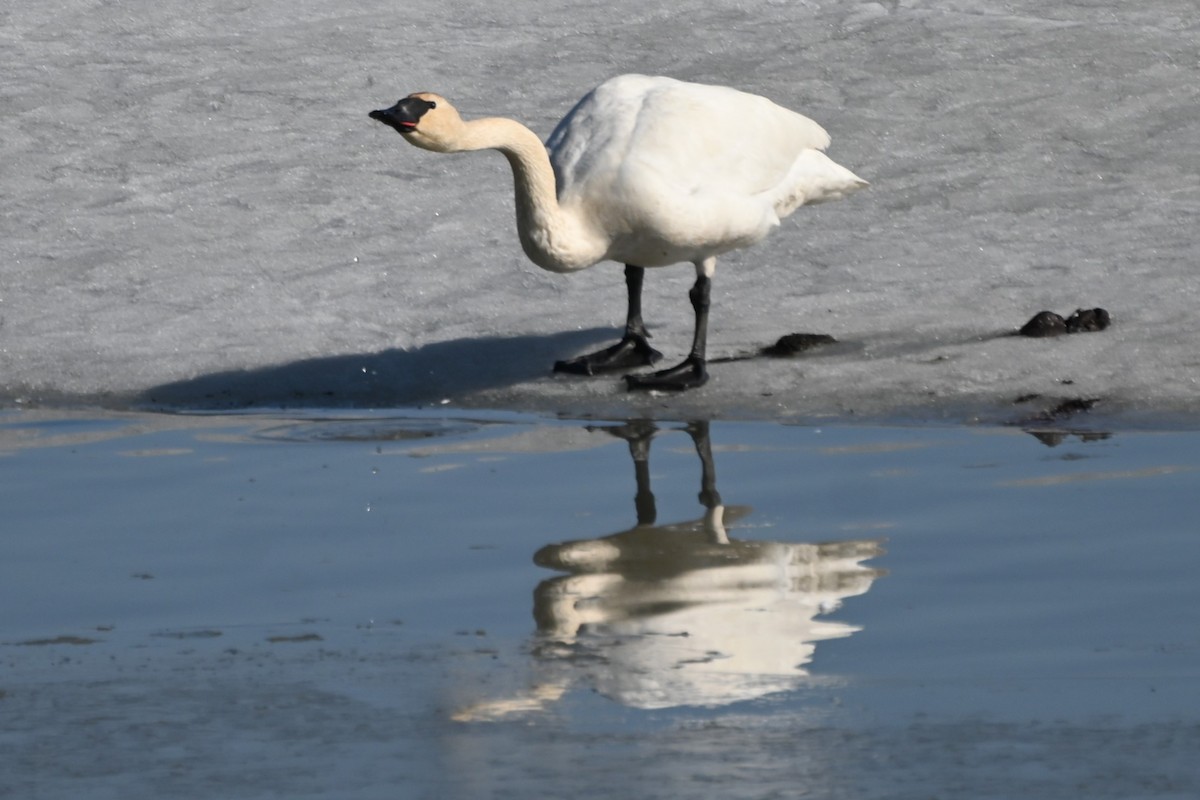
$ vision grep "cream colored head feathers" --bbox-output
[398,93,463,153]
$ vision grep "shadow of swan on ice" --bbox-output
[135,328,616,409]
[453,420,885,720]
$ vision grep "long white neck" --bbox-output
[457,118,605,273]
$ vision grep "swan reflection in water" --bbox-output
[453,421,885,720]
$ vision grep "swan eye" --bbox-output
[427,101,437,109]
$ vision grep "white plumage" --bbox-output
[370,74,865,390]
[547,75,863,268]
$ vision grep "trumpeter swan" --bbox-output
[370,74,866,391]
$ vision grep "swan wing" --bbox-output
[547,76,862,259]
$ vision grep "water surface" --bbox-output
[2,409,1198,798]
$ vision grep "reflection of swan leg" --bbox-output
[554,265,664,375]
[685,421,727,543]
[593,419,724,529]
[589,420,660,525]
[684,421,722,510]
[629,428,658,527]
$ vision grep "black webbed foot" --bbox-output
[553,333,663,376]
[624,355,708,392]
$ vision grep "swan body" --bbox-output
[370,74,866,390]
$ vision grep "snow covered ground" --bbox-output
[3,0,1198,422]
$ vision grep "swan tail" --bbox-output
[775,150,868,216]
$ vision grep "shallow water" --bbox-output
[2,409,1199,799]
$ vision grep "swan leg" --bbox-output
[625,269,711,392]
[553,265,663,375]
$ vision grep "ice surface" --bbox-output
[3,0,1198,422]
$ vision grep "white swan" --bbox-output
[370,74,866,391]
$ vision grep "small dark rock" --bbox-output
[1065,307,1111,333]
[761,333,838,357]
[1019,311,1067,337]
[1019,307,1111,337]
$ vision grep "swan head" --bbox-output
[369,92,465,153]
